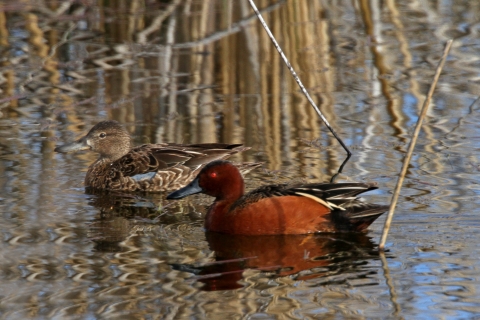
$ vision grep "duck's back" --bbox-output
[85,143,257,192]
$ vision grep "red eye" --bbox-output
[210,172,217,178]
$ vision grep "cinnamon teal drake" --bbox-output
[167,160,388,235]
[54,121,261,192]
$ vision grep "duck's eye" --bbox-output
[99,132,107,138]
[210,172,217,178]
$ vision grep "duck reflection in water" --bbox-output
[174,232,380,291]
[85,189,203,252]
[84,191,382,291]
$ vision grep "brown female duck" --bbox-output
[54,120,260,192]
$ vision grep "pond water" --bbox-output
[1,0,480,318]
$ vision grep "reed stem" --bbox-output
[379,39,453,250]
[247,0,351,156]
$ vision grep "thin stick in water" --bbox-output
[379,39,453,251]
[247,0,351,156]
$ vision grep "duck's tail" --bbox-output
[289,182,388,232]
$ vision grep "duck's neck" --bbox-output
[205,180,244,233]
[205,199,236,233]
[217,178,244,202]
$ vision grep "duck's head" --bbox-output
[167,160,245,201]
[54,120,132,161]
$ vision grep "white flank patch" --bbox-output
[328,196,356,200]
[350,212,376,218]
[331,186,366,191]
[295,192,346,211]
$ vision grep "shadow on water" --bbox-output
[173,232,383,291]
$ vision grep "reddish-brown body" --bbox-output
[206,196,333,235]
[167,160,388,235]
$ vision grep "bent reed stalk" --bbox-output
[247,0,351,157]
[379,39,453,250]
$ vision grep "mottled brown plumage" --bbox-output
[55,121,261,192]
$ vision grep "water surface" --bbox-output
[1,1,480,318]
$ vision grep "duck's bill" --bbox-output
[167,178,203,200]
[54,136,90,153]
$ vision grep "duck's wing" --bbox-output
[236,182,376,205]
[113,143,251,178]
[288,182,380,209]
[161,143,249,167]
[288,183,388,223]
[233,182,388,230]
